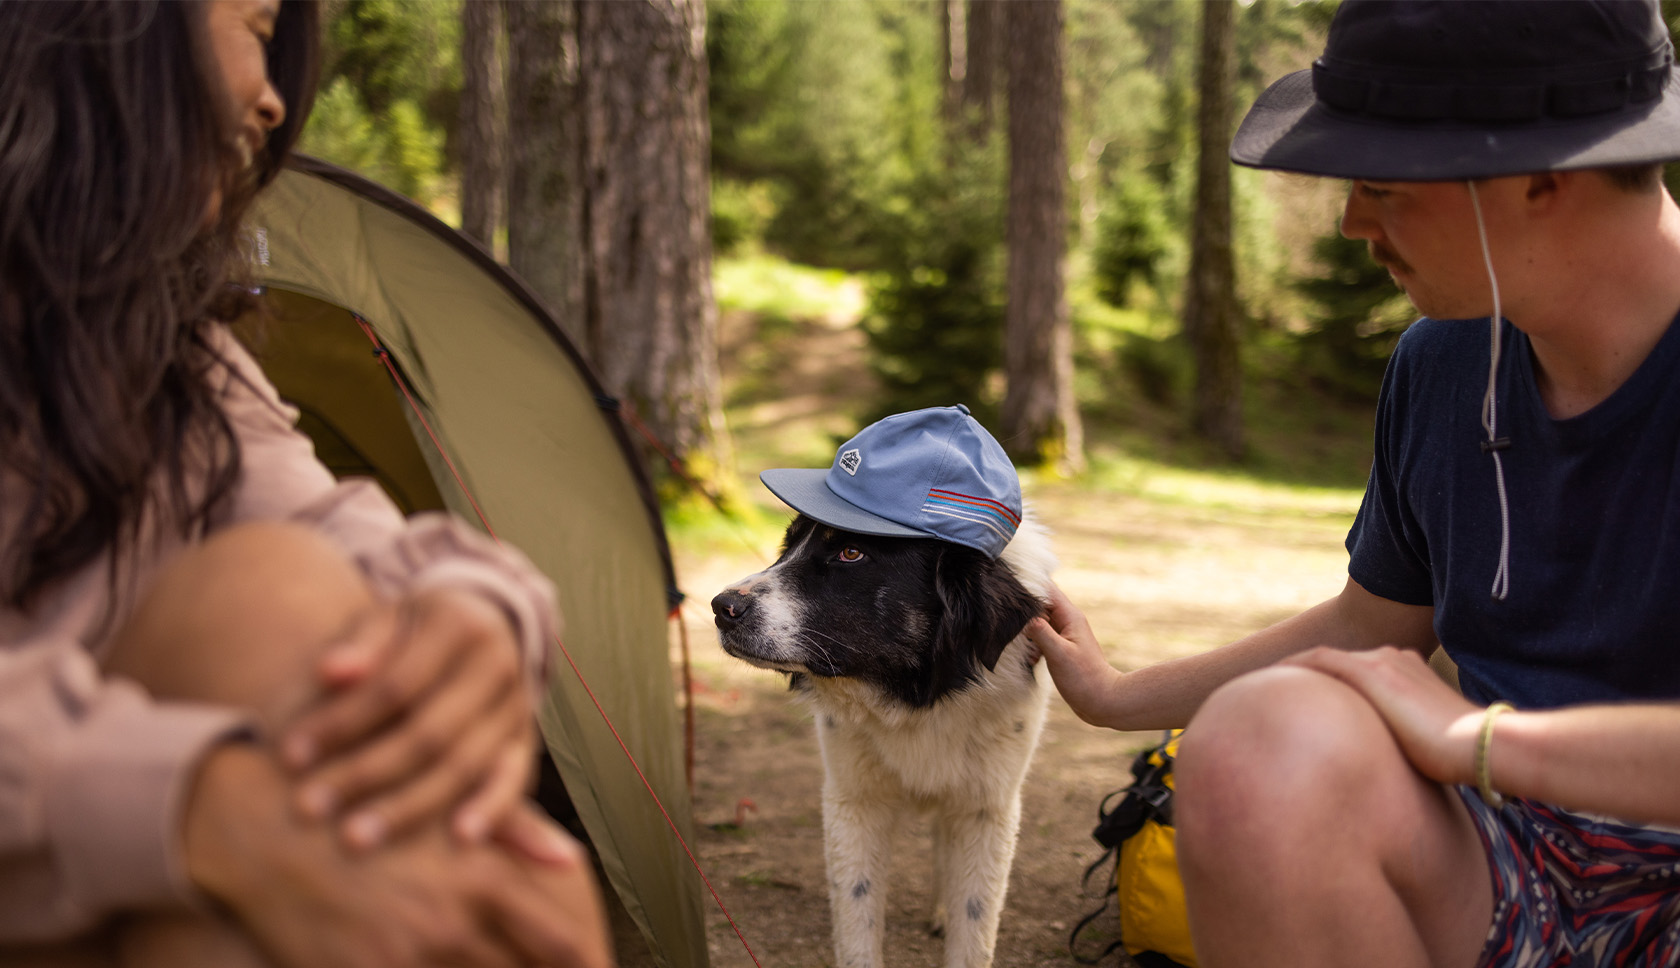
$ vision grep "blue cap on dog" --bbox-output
[760,405,1022,558]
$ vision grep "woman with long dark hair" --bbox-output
[0,2,608,964]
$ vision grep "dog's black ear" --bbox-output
[933,545,1045,672]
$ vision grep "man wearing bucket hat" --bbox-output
[1028,2,1680,966]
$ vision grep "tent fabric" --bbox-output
[244,155,707,968]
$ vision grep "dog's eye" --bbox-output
[836,547,865,563]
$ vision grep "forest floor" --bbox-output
[614,267,1371,968]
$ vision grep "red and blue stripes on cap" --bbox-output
[923,487,1021,546]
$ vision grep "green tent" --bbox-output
[243,156,707,968]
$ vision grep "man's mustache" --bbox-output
[1370,241,1410,277]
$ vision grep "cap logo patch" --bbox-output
[838,448,862,476]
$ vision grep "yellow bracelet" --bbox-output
[1475,701,1516,808]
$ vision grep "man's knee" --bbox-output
[104,521,378,727]
[1175,665,1393,855]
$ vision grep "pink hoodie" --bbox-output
[0,327,556,941]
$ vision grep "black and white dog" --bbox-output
[711,406,1053,968]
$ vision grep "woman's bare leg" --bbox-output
[104,520,383,728]
[1,523,372,968]
[104,522,387,968]
[16,522,608,968]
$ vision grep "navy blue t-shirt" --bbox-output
[1347,314,1680,709]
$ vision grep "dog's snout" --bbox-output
[711,589,754,630]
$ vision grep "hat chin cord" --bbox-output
[1467,180,1513,602]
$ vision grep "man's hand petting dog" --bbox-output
[1026,581,1126,728]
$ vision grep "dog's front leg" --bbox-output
[822,782,898,968]
[932,797,1021,968]
[930,818,950,937]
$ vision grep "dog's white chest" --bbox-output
[810,663,1048,805]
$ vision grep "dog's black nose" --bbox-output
[711,590,753,630]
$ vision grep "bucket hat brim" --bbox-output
[760,468,928,540]
[1231,67,1680,181]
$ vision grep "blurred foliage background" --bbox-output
[302,0,1680,490]
[303,0,459,203]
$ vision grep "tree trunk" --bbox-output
[1185,0,1243,460]
[941,0,963,131]
[505,0,584,344]
[963,0,1002,144]
[576,0,732,491]
[459,0,505,252]
[1001,0,1082,473]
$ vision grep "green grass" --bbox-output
[1042,451,1361,519]
[714,253,865,322]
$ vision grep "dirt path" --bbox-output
[671,477,1359,967]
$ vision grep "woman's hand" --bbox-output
[186,746,610,968]
[280,586,535,849]
[1283,645,1482,785]
[1024,581,1128,728]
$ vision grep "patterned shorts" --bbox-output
[1458,786,1680,968]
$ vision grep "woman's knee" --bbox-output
[104,521,379,727]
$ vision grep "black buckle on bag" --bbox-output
[1138,783,1174,826]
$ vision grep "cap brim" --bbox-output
[1232,68,1680,180]
[759,468,928,539]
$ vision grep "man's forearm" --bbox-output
[1492,703,1680,827]
[1102,579,1436,731]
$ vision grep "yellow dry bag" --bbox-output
[1070,730,1195,968]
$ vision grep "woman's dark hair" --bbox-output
[0,0,319,607]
